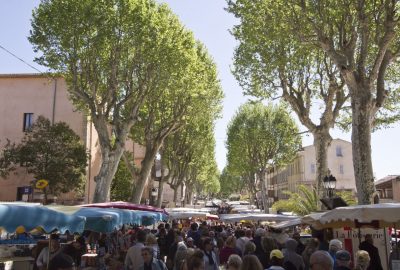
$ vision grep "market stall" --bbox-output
[0,204,86,270]
[301,203,400,270]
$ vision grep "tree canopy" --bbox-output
[29,0,216,202]
[226,102,301,209]
[227,0,400,203]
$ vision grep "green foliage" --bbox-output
[226,102,301,177]
[0,140,17,178]
[336,190,357,206]
[219,168,244,198]
[0,116,87,195]
[272,185,319,216]
[111,152,134,201]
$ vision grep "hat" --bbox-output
[270,249,284,259]
[187,237,194,242]
[336,250,351,261]
[329,239,342,249]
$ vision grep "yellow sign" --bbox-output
[36,179,48,189]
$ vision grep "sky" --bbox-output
[0,0,399,179]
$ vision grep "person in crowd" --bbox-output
[309,250,334,270]
[243,241,256,256]
[283,238,305,270]
[125,230,147,270]
[158,228,169,261]
[146,233,160,259]
[292,232,305,256]
[261,236,278,269]
[236,229,250,255]
[219,236,240,265]
[37,234,63,270]
[48,253,75,270]
[63,236,85,268]
[334,250,351,270]
[202,238,218,270]
[187,224,201,248]
[167,233,183,270]
[275,229,290,249]
[209,231,217,247]
[97,237,107,270]
[329,239,343,268]
[302,238,320,270]
[252,228,267,267]
[354,250,371,270]
[174,242,188,270]
[266,249,285,270]
[240,254,263,270]
[245,229,253,241]
[227,254,242,270]
[389,241,400,270]
[359,234,383,270]
[139,246,168,270]
[186,237,196,248]
[186,250,205,270]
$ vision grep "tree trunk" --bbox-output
[312,130,332,197]
[351,93,374,204]
[259,170,268,213]
[173,186,178,206]
[130,142,161,203]
[156,180,165,208]
[93,147,124,203]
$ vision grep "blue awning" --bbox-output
[0,204,86,233]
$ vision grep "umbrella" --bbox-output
[0,204,85,233]
[301,203,400,229]
[82,201,168,215]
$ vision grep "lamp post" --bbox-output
[323,174,337,198]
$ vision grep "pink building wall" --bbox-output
[0,74,100,203]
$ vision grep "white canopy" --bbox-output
[219,213,298,223]
[270,218,303,229]
[301,203,400,229]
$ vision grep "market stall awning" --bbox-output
[219,213,298,223]
[168,211,208,219]
[301,203,400,229]
[269,218,303,229]
[47,205,165,231]
[82,201,168,215]
[0,204,86,233]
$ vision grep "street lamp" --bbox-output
[323,174,336,198]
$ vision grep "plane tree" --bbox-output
[29,0,206,202]
[226,102,301,211]
[127,43,223,203]
[227,0,400,203]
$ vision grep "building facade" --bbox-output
[265,139,356,205]
[0,74,102,203]
[375,175,400,202]
[0,73,182,205]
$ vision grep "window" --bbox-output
[340,164,344,174]
[336,146,343,157]
[311,164,315,174]
[23,113,34,131]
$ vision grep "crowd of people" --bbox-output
[34,221,393,270]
